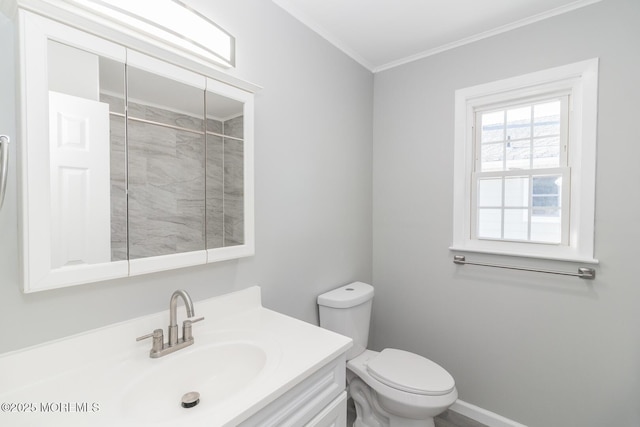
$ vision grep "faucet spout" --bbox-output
[168,290,195,346]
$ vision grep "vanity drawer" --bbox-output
[304,391,347,427]
[239,354,346,427]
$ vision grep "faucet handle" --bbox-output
[183,317,205,342]
[136,329,164,354]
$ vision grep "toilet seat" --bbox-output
[366,348,455,396]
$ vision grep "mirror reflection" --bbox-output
[205,91,245,249]
[47,41,247,269]
[47,40,127,267]
[126,67,206,259]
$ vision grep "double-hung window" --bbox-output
[452,59,599,263]
[474,96,569,244]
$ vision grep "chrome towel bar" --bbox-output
[453,255,596,279]
[0,135,8,210]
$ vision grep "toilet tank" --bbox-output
[317,282,374,360]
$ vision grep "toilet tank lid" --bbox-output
[317,282,374,308]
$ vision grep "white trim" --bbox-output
[207,245,254,264]
[452,59,599,264]
[274,0,602,73]
[376,0,602,73]
[128,250,207,276]
[451,399,528,427]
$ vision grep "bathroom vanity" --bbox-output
[0,287,352,426]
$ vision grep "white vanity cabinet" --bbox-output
[240,355,347,427]
[306,392,348,427]
[0,287,352,427]
[8,5,257,292]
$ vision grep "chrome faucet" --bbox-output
[169,289,194,346]
[136,289,205,358]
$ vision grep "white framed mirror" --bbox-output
[18,11,255,292]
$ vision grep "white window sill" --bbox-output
[449,245,599,265]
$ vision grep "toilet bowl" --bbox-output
[348,349,457,426]
[318,282,457,427]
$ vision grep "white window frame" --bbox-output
[451,59,599,263]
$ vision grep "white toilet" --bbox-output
[318,282,458,427]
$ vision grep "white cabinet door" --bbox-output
[20,11,128,292]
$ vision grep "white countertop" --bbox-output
[0,286,352,426]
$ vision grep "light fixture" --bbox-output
[66,0,235,68]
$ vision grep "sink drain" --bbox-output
[181,391,200,409]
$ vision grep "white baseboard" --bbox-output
[450,400,528,427]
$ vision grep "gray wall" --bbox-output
[2,0,636,426]
[371,0,640,426]
[0,0,373,353]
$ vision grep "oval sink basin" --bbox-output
[120,340,270,423]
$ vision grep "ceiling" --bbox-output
[271,0,601,72]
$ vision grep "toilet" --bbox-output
[318,282,458,427]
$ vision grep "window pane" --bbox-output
[504,177,529,207]
[533,175,561,197]
[481,111,504,142]
[506,106,531,140]
[531,212,562,243]
[480,142,504,172]
[504,209,528,240]
[532,137,560,168]
[478,209,502,238]
[533,101,560,137]
[532,206,561,217]
[478,178,502,206]
[533,196,560,208]
[532,175,561,216]
[506,140,530,170]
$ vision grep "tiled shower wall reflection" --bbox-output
[221,116,244,247]
[103,94,244,260]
